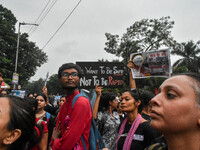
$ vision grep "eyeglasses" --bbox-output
[62,72,79,78]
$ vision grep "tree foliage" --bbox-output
[23,74,65,96]
[104,16,176,88]
[0,4,48,85]
[46,74,65,95]
[171,40,200,73]
[104,16,177,63]
[23,78,45,95]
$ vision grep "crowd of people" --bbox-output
[0,62,200,150]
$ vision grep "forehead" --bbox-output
[36,96,44,100]
[122,91,132,97]
[160,75,195,92]
[62,68,77,73]
[0,97,10,112]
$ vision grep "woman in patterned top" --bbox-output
[93,85,120,150]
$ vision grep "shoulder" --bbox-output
[76,96,90,106]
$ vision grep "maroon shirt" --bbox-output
[52,90,92,150]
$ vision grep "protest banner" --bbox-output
[130,49,171,78]
[11,90,26,98]
[12,73,19,84]
[76,62,125,89]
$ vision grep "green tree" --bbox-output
[0,4,48,85]
[104,16,176,63]
[46,74,65,95]
[171,40,200,73]
[23,78,45,95]
[104,16,176,88]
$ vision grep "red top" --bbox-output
[31,118,48,150]
[51,90,92,150]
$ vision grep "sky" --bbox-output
[1,0,200,81]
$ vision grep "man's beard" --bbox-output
[62,86,78,90]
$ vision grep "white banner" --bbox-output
[130,49,171,78]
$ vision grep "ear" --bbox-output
[198,119,200,127]
[3,129,21,145]
[109,101,112,105]
[136,100,141,107]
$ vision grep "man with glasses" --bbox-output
[51,63,92,150]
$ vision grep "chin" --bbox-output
[62,86,78,90]
[150,120,162,132]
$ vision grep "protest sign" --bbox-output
[130,49,171,78]
[12,73,19,84]
[76,62,125,89]
[11,90,26,98]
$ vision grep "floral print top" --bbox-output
[97,111,120,150]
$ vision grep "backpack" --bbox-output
[72,93,105,150]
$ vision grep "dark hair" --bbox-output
[140,90,155,108]
[58,63,82,79]
[99,92,116,111]
[3,96,35,150]
[60,95,65,99]
[174,73,200,106]
[127,89,143,113]
[25,97,38,114]
[35,93,47,102]
[24,97,44,149]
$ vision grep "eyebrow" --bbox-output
[159,85,182,94]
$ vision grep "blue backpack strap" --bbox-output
[72,93,87,150]
[46,112,51,119]
[81,136,87,150]
[72,93,83,107]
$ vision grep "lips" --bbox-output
[66,81,74,84]
[150,109,161,119]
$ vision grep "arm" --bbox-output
[39,132,48,150]
[42,86,49,104]
[93,85,103,120]
[127,61,136,89]
[39,121,49,150]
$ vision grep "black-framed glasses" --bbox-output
[62,72,79,78]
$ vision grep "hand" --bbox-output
[95,85,103,97]
[52,122,61,140]
[42,86,48,96]
[127,61,135,69]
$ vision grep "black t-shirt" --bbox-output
[117,121,158,150]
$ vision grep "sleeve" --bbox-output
[41,121,48,133]
[52,97,92,150]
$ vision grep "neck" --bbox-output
[165,130,200,150]
[107,106,113,115]
[66,88,78,96]
[36,108,45,114]
[127,110,138,124]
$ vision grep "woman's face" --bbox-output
[110,97,119,109]
[36,96,46,109]
[120,91,139,112]
[150,75,200,134]
[0,97,11,145]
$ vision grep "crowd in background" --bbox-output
[0,63,200,150]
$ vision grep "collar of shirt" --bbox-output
[65,90,80,103]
